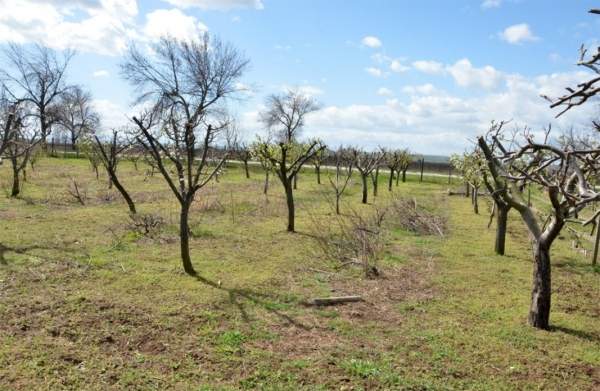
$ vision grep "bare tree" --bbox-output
[122,35,248,275]
[386,150,402,191]
[312,147,328,184]
[260,89,320,143]
[57,85,99,155]
[328,147,354,214]
[251,142,273,194]
[397,149,412,184]
[255,90,324,232]
[478,121,600,329]
[92,130,137,215]
[370,148,385,197]
[352,148,384,204]
[450,149,485,214]
[234,140,252,179]
[4,103,41,197]
[0,89,15,159]
[1,44,74,149]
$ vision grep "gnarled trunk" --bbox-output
[402,169,407,183]
[528,241,551,329]
[11,158,20,197]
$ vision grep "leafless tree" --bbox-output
[4,103,41,197]
[385,150,402,191]
[0,89,15,159]
[328,147,354,214]
[478,121,600,329]
[397,149,412,185]
[57,85,99,155]
[312,147,328,184]
[352,148,384,204]
[260,89,320,143]
[370,148,386,197]
[255,90,324,232]
[1,44,74,149]
[236,141,252,179]
[122,35,248,275]
[92,130,136,215]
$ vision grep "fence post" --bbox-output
[419,158,424,182]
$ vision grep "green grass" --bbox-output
[0,157,598,390]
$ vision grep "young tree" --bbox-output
[386,150,402,191]
[370,148,385,197]
[122,35,248,275]
[450,149,485,214]
[57,85,99,155]
[255,90,324,232]
[478,122,600,329]
[1,44,74,149]
[251,142,273,195]
[328,147,354,215]
[91,130,137,215]
[253,138,325,232]
[397,149,412,184]
[236,142,252,179]
[352,148,384,204]
[312,147,328,185]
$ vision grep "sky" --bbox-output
[0,0,599,155]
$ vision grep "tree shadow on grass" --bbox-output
[551,325,600,343]
[192,274,311,330]
[0,241,83,266]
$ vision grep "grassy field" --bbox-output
[0,157,598,390]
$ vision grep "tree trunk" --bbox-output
[528,241,552,329]
[372,168,379,197]
[316,165,321,184]
[465,182,470,198]
[244,160,250,178]
[361,174,368,204]
[473,187,479,214]
[11,158,20,197]
[109,170,136,214]
[335,193,341,215]
[179,201,196,275]
[293,174,298,190]
[388,169,394,191]
[402,170,407,183]
[284,179,295,232]
[419,158,424,182]
[495,204,508,255]
[263,171,269,195]
[396,170,400,186]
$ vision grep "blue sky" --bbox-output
[1,0,599,154]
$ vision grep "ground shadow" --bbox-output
[551,325,600,343]
[193,274,311,330]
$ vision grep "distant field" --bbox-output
[0,157,598,390]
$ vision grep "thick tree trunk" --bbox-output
[284,180,295,232]
[244,160,250,178]
[402,170,407,183]
[528,241,552,329]
[388,169,394,191]
[109,170,136,214]
[361,174,368,204]
[179,201,196,275]
[335,193,341,215]
[495,204,508,255]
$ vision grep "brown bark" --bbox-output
[284,179,295,232]
[361,174,368,204]
[179,201,196,275]
[495,204,509,255]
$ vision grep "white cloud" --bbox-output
[93,70,109,78]
[412,60,445,75]
[377,87,393,96]
[446,58,504,90]
[365,67,384,77]
[281,84,324,97]
[143,9,208,42]
[162,0,264,10]
[239,70,596,155]
[361,36,382,48]
[390,59,410,73]
[0,0,137,55]
[481,0,501,9]
[402,84,438,95]
[231,15,241,22]
[499,23,539,44]
[93,99,130,132]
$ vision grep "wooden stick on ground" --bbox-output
[309,295,363,306]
